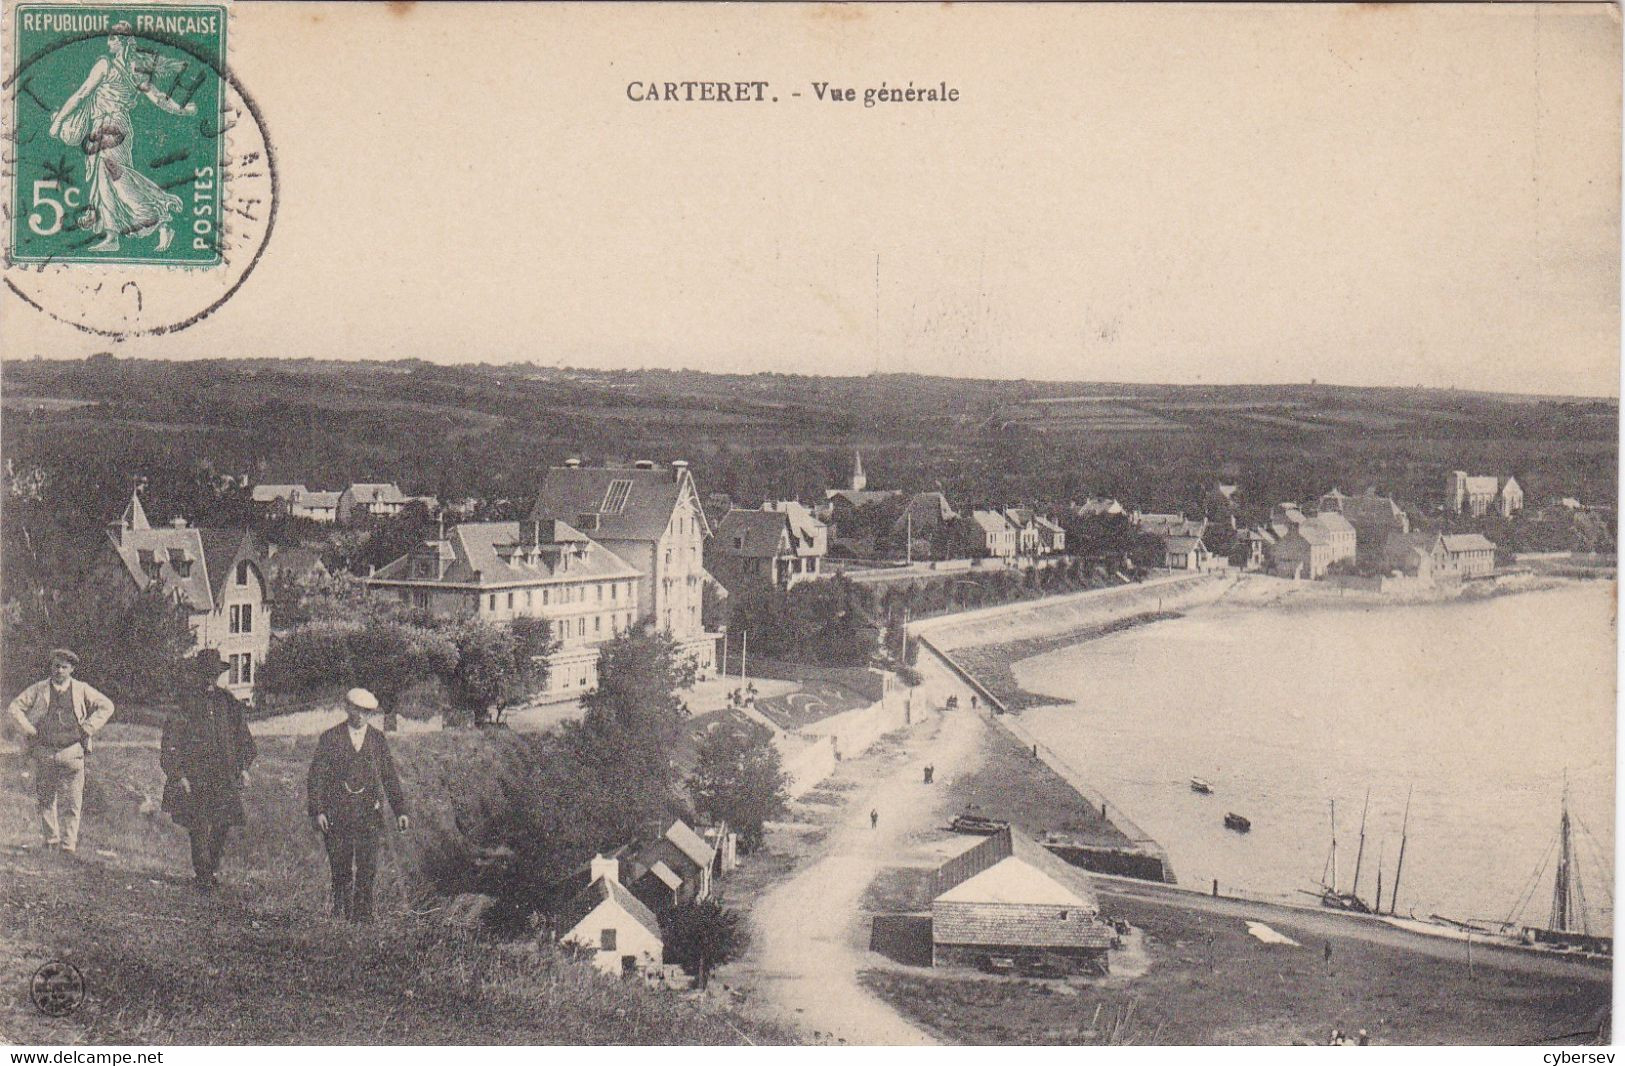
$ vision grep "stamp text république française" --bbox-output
[626,80,960,107]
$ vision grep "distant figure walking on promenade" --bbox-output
[7,648,115,854]
[161,650,257,890]
[870,808,879,829]
[307,688,410,922]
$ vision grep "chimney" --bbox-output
[671,459,689,482]
[563,458,581,468]
[633,459,656,470]
[589,854,618,884]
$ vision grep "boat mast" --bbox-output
[1330,799,1338,892]
[1351,787,1370,901]
[1389,784,1412,917]
[1550,783,1575,933]
[1374,841,1385,915]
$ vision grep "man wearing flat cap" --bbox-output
[161,650,257,889]
[306,687,409,921]
[6,649,116,853]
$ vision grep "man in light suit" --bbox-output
[306,688,410,921]
[6,649,116,853]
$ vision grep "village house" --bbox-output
[336,482,436,524]
[1447,471,1524,518]
[1032,514,1066,554]
[251,484,341,524]
[1310,511,1358,565]
[556,855,665,978]
[1318,488,1410,564]
[107,492,269,701]
[1383,530,1451,579]
[1232,527,1275,571]
[708,504,828,594]
[1131,511,1194,536]
[1160,533,1212,571]
[1440,532,1498,577]
[366,519,641,699]
[893,491,959,545]
[531,460,718,674]
[956,510,1018,559]
[1002,508,1041,555]
[931,827,1117,976]
[1271,522,1334,579]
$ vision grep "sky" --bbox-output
[2,2,1620,396]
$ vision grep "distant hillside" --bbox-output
[1,357,1615,531]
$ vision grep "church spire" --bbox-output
[851,450,867,492]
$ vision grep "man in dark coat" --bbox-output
[306,688,409,922]
[161,650,256,889]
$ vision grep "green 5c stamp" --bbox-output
[11,5,226,265]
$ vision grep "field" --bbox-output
[0,731,791,1045]
[0,359,1615,539]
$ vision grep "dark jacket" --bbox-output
[161,688,257,829]
[306,722,408,831]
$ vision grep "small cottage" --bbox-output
[931,827,1117,976]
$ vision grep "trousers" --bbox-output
[34,746,85,851]
[189,823,230,880]
[324,828,380,922]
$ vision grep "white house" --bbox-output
[557,856,665,978]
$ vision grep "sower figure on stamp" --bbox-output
[48,23,196,253]
[307,688,409,922]
[6,649,116,854]
[161,650,256,890]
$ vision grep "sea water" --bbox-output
[1015,582,1617,929]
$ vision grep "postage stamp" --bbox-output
[10,4,227,266]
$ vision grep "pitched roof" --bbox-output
[264,546,329,583]
[1441,533,1496,553]
[647,861,683,891]
[967,510,1011,535]
[346,482,409,503]
[556,875,664,943]
[664,819,715,869]
[764,500,826,545]
[898,492,958,526]
[252,483,306,503]
[715,509,794,558]
[1074,498,1123,516]
[1163,535,1208,553]
[824,488,901,508]
[370,521,637,588]
[1033,516,1065,534]
[110,525,258,613]
[1309,512,1355,535]
[531,464,707,543]
[932,827,1105,938]
[298,491,342,509]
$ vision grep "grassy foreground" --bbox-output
[0,733,793,1045]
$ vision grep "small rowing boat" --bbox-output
[1190,778,1212,795]
[1223,812,1251,833]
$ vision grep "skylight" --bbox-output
[600,479,633,515]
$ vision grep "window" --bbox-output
[543,588,551,606]
[236,561,250,586]
[600,479,634,515]
[414,590,430,610]
[525,590,532,607]
[596,584,603,602]
[594,615,601,634]
[733,536,745,550]
[577,618,586,637]
[229,604,253,634]
[507,592,514,610]
[488,593,497,611]
[611,583,619,601]
[229,652,253,686]
[600,928,617,951]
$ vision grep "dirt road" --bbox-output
[743,700,985,1045]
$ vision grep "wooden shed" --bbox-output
[931,827,1117,975]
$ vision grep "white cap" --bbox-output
[345,687,380,711]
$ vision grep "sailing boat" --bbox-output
[1509,783,1613,956]
[1305,793,1375,914]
